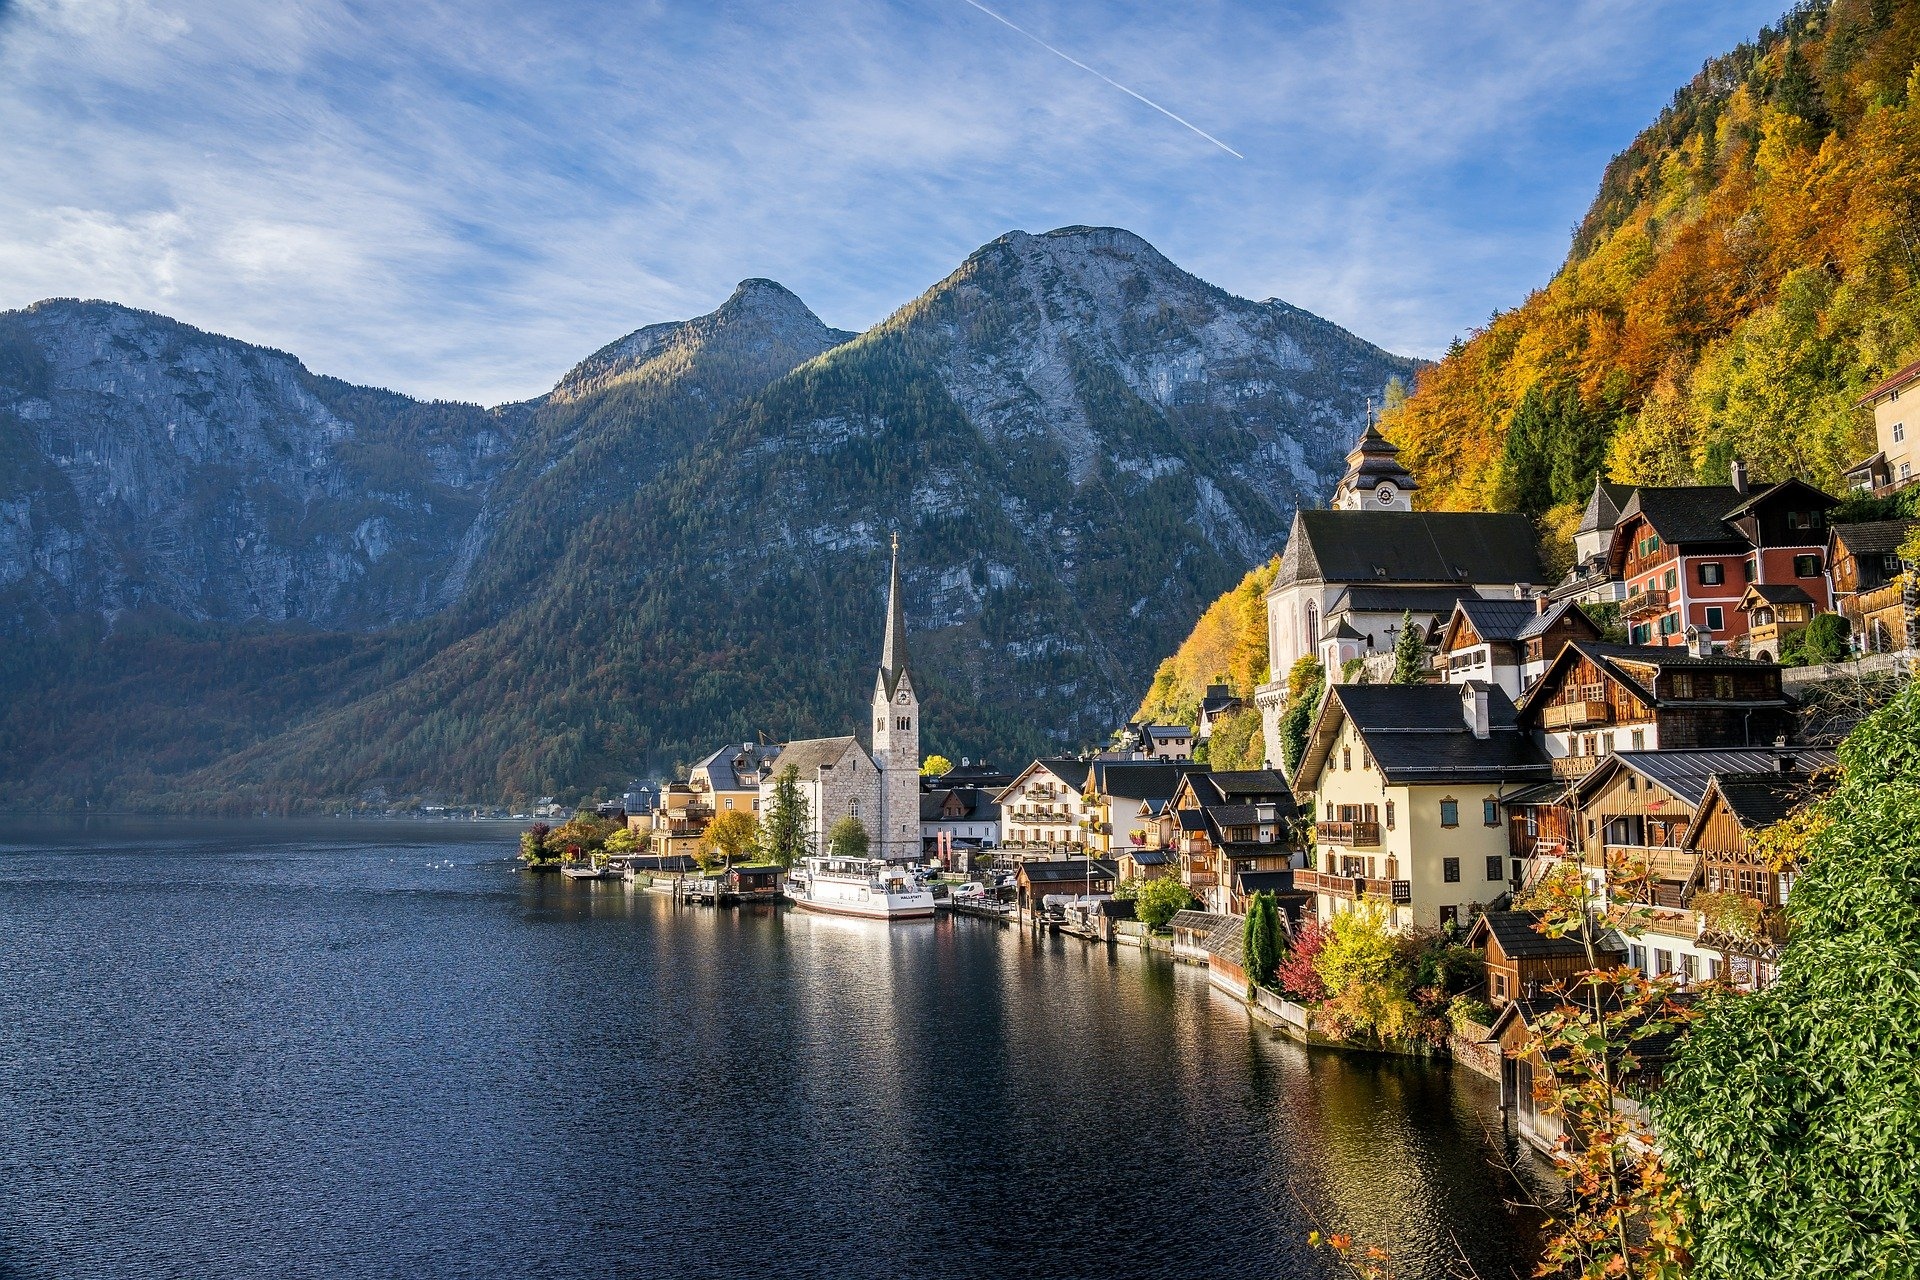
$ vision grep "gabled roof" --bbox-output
[1296,683,1552,789]
[1127,848,1171,865]
[1086,760,1202,804]
[1830,518,1919,557]
[1272,510,1545,591]
[1856,355,1920,406]
[1019,858,1118,884]
[1444,598,1541,649]
[694,742,784,792]
[1611,485,1747,549]
[1235,869,1301,897]
[1468,910,1615,960]
[1740,583,1815,608]
[1721,477,1840,522]
[1680,769,1835,846]
[1327,584,1484,615]
[1516,599,1594,642]
[1571,747,1838,809]
[993,756,1095,805]
[1517,641,1784,719]
[1202,770,1293,798]
[768,736,866,781]
[1168,909,1246,966]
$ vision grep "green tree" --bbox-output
[1655,679,1920,1279]
[826,815,870,860]
[1132,875,1196,931]
[1242,891,1286,991]
[760,765,811,868]
[919,754,954,778]
[1280,655,1325,778]
[1390,611,1426,684]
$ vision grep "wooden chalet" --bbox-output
[1466,909,1625,1009]
[1014,857,1117,918]
[1439,597,1600,699]
[1827,518,1917,655]
[1737,583,1816,661]
[1516,640,1791,783]
[1163,770,1301,915]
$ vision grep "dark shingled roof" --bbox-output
[1453,597,1543,645]
[1470,910,1607,960]
[1516,598,1591,641]
[1087,761,1202,804]
[1020,858,1117,885]
[1274,510,1545,590]
[1328,585,1485,614]
[1832,518,1920,555]
[1127,848,1171,866]
[1577,480,1633,537]
[694,742,785,792]
[1693,770,1835,835]
[1235,870,1299,896]
[1301,683,1552,787]
[1721,478,1839,522]
[1519,641,1786,720]
[1613,485,1747,547]
[1742,583,1816,607]
[1204,770,1293,797]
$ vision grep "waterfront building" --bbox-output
[1015,858,1116,920]
[760,535,922,862]
[1169,909,1251,998]
[1467,909,1624,1009]
[1082,759,1203,856]
[1255,426,1544,767]
[1843,353,1920,495]
[1292,683,1553,932]
[993,758,1096,852]
[1827,518,1918,655]
[1163,769,1302,915]
[919,784,1001,862]
[689,742,782,817]
[1515,641,1791,783]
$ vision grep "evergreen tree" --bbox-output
[1242,891,1285,991]
[760,765,811,868]
[1390,610,1427,684]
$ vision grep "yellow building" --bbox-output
[1292,682,1553,931]
[1845,355,1920,495]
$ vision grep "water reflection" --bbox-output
[0,820,1541,1280]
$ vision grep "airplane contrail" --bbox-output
[957,0,1244,159]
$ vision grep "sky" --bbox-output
[0,0,1788,405]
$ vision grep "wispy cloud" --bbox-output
[0,0,1786,402]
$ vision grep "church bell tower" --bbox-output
[1331,413,1418,511]
[871,534,921,863]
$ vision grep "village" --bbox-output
[520,356,1919,1156]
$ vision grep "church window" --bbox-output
[848,798,861,819]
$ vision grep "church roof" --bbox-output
[768,736,866,781]
[1577,480,1633,537]
[879,533,911,697]
[1336,421,1419,494]
[1272,510,1545,592]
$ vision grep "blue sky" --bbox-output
[0,0,1785,404]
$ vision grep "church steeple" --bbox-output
[879,532,910,696]
[1331,407,1418,511]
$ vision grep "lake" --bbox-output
[0,820,1544,1278]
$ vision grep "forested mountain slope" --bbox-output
[174,227,1416,808]
[1385,0,1920,539]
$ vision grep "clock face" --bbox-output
[1376,483,1398,504]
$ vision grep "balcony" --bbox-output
[1551,755,1600,781]
[1185,871,1219,889]
[1621,589,1671,620]
[1641,907,1699,941]
[1317,820,1382,847]
[1542,699,1611,730]
[1294,868,1411,903]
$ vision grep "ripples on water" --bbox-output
[0,820,1544,1279]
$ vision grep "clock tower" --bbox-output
[870,534,921,864]
[1330,418,1418,512]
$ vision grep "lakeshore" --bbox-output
[0,818,1545,1280]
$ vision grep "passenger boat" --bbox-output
[786,855,935,920]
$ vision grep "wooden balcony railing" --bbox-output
[1185,871,1218,889]
[1542,699,1611,730]
[1551,755,1600,780]
[1294,869,1411,903]
[1622,589,1671,620]
[1317,820,1382,847]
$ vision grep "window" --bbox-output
[1385,801,1395,830]
[1660,613,1680,636]
[1443,857,1461,883]
[848,798,861,819]
[1440,798,1459,828]
[1794,554,1822,578]
[1699,562,1724,585]
[1342,747,1351,771]
[1602,731,1616,755]
[1486,855,1504,881]
[1895,422,1906,443]
[1663,568,1679,591]
[1787,510,1819,531]
[1630,622,1652,644]
[1629,945,1646,972]
[1713,674,1734,698]
[1670,672,1694,697]
[724,798,735,810]
[1903,463,1913,483]
[1705,606,1724,631]
[1631,729,1646,749]
[1482,798,1498,826]
[1492,973,1508,1001]
[1654,949,1672,975]
[1439,905,1459,928]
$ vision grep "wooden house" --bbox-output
[1828,519,1917,655]
[1736,583,1816,661]
[722,863,784,902]
[1014,857,1116,919]
[1163,769,1301,914]
[1467,910,1625,1009]
[1440,597,1600,699]
[1516,640,1790,782]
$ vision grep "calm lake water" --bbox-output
[0,820,1545,1279]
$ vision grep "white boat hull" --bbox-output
[787,856,936,921]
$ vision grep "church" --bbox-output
[1255,422,1546,769]
[758,535,922,863]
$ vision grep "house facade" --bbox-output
[1843,354,1920,496]
[1292,683,1552,931]
[1163,769,1301,914]
[1439,597,1601,699]
[1828,518,1917,655]
[994,758,1095,852]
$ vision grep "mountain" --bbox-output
[0,227,1417,810]
[0,300,522,633]
[1383,1,1920,537]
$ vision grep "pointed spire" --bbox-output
[880,532,910,695]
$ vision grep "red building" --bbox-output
[1607,470,1837,652]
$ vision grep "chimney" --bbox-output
[1512,581,1531,600]
[1533,589,1550,616]
[1462,683,1491,739]
[1776,753,1797,775]
[1731,459,1750,494]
